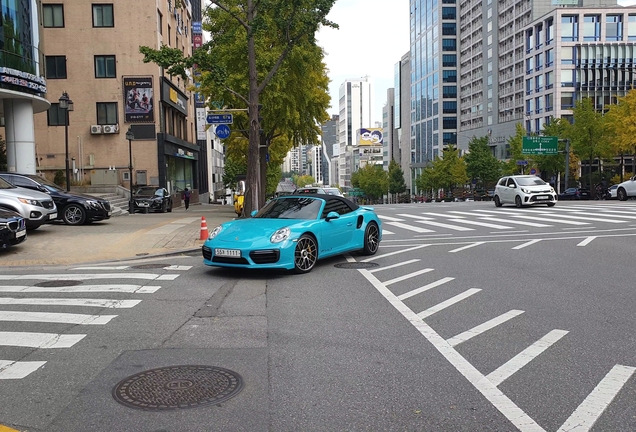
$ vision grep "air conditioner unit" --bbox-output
[90,125,103,134]
[102,124,119,134]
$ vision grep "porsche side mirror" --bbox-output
[325,211,340,221]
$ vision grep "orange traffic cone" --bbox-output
[199,216,209,240]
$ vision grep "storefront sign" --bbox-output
[162,78,188,115]
[196,108,207,140]
[0,67,46,94]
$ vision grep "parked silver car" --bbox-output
[0,176,57,230]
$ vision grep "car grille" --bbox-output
[7,219,25,232]
[42,200,55,209]
[213,256,250,264]
[202,246,212,260]
[249,250,280,264]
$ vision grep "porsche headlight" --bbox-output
[270,227,290,243]
[208,225,223,240]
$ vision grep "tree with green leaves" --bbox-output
[388,160,407,201]
[605,89,636,182]
[536,117,576,189]
[415,165,441,199]
[502,123,530,175]
[568,98,614,195]
[352,164,388,201]
[438,145,468,196]
[463,136,502,190]
[294,175,315,188]
[140,0,337,216]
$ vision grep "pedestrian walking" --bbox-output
[182,186,191,210]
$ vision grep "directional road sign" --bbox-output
[522,136,558,155]
[215,124,231,139]
[206,113,233,124]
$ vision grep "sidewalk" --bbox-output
[1,203,237,268]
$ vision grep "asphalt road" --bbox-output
[1,200,635,431]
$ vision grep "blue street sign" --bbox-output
[206,113,233,124]
[530,168,537,175]
[516,160,528,166]
[215,124,231,139]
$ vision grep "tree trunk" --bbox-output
[259,135,267,207]
[244,0,260,217]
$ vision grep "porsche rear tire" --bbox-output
[361,222,380,255]
[294,234,317,274]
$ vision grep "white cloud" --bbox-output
[316,0,410,124]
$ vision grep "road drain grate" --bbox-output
[334,262,379,269]
[112,365,244,411]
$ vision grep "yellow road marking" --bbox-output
[0,425,20,432]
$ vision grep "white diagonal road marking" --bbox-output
[0,331,86,348]
[478,217,552,228]
[0,273,178,281]
[385,221,435,233]
[512,239,542,250]
[384,268,434,286]
[486,329,569,387]
[558,365,636,432]
[417,288,481,319]
[369,259,420,273]
[449,242,485,253]
[577,236,597,247]
[0,311,117,325]
[378,215,405,222]
[446,310,525,347]
[448,219,513,229]
[511,215,588,225]
[0,360,47,379]
[398,277,455,301]
[533,213,626,224]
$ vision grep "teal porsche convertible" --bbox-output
[202,194,381,273]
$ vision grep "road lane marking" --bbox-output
[0,332,86,348]
[558,364,636,432]
[486,329,569,387]
[512,239,542,250]
[560,211,636,220]
[369,259,420,273]
[449,242,485,253]
[385,221,435,233]
[422,212,465,218]
[0,360,47,379]
[533,213,626,224]
[378,215,405,222]
[71,266,129,270]
[358,270,545,431]
[511,215,588,225]
[417,288,481,319]
[398,277,455,301]
[446,310,525,347]
[0,298,141,308]
[415,220,474,231]
[396,214,434,220]
[577,236,597,246]
[163,265,193,270]
[382,229,395,235]
[0,273,177,281]
[448,219,514,229]
[478,217,552,228]
[0,311,117,325]
[384,269,434,286]
[360,244,430,262]
[0,285,160,293]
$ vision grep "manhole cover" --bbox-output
[130,264,170,269]
[334,262,379,269]
[112,365,244,411]
[34,280,83,287]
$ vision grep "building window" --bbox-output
[561,92,574,109]
[535,74,544,92]
[545,71,553,89]
[561,16,578,41]
[606,15,623,41]
[442,117,457,129]
[442,39,456,51]
[45,56,66,79]
[545,49,554,67]
[47,103,66,126]
[442,86,457,98]
[629,15,636,41]
[157,10,163,35]
[442,70,456,82]
[442,54,456,66]
[442,23,456,35]
[442,101,457,113]
[545,94,554,111]
[441,7,456,20]
[583,15,601,41]
[561,47,575,65]
[94,55,116,78]
[42,4,64,28]
[96,102,118,124]
[546,19,554,44]
[92,4,114,27]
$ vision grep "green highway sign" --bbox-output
[522,136,558,155]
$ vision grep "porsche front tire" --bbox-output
[294,234,317,274]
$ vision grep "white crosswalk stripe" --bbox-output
[385,221,435,233]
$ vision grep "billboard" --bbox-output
[357,128,383,146]
[123,77,154,123]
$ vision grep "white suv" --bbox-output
[0,176,57,230]
[616,175,636,201]
[494,175,557,208]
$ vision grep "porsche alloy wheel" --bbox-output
[294,234,317,273]
[63,204,86,225]
[361,222,380,255]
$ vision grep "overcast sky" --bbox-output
[316,0,636,125]
[316,0,410,125]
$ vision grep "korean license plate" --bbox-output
[215,248,241,258]
[49,212,57,219]
[536,196,549,200]
[15,230,26,238]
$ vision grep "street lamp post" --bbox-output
[126,127,135,214]
[58,92,74,191]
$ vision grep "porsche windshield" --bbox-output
[255,197,322,219]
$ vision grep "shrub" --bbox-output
[53,170,65,187]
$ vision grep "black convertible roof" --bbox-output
[281,193,359,211]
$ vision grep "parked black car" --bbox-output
[0,208,27,248]
[558,187,591,200]
[0,173,111,225]
[133,187,173,213]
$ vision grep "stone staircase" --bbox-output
[72,186,131,217]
